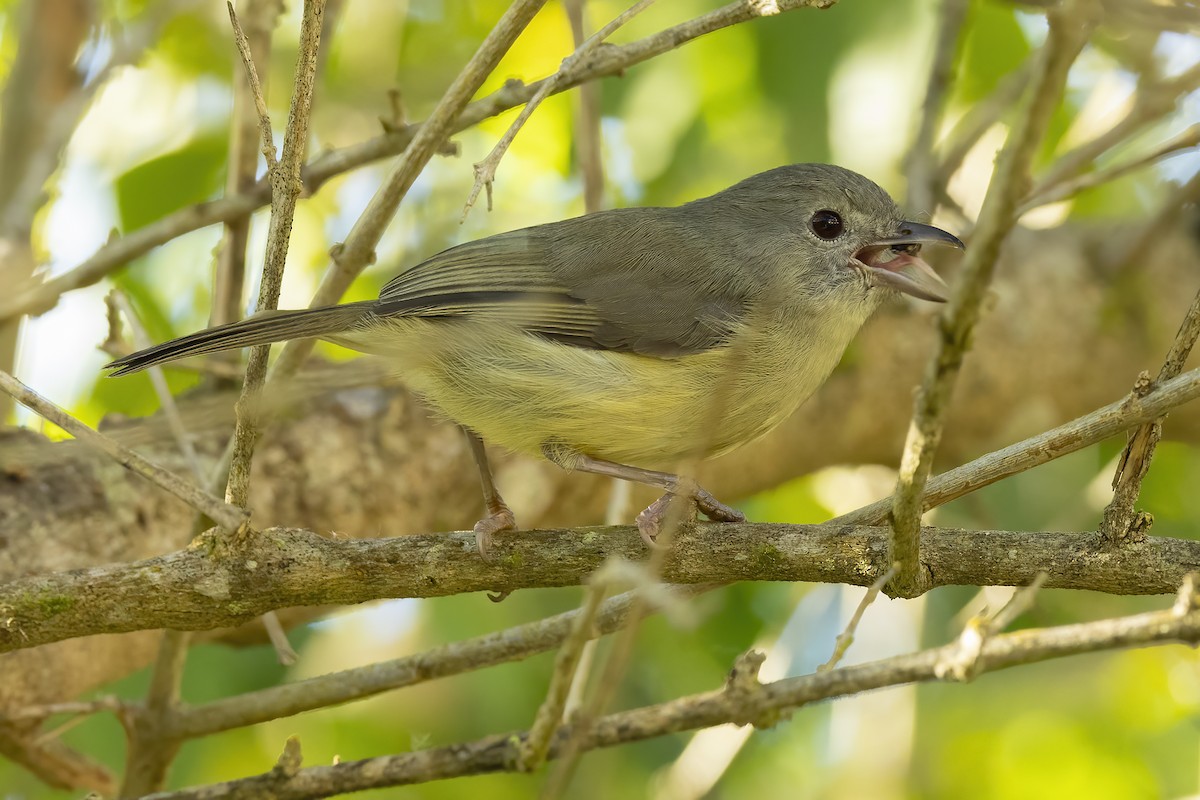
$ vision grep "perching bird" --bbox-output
[107,164,963,556]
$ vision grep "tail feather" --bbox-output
[105,302,374,376]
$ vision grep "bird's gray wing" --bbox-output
[375,210,748,357]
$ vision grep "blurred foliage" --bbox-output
[3,0,1200,797]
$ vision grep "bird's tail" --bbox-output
[105,301,375,376]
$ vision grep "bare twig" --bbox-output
[223,0,326,512]
[0,369,246,531]
[141,580,1200,799]
[166,586,697,739]
[0,0,93,417]
[0,0,835,326]
[934,57,1036,187]
[1031,60,1200,197]
[109,292,203,480]
[212,0,282,338]
[226,1,279,169]
[905,0,969,213]
[889,2,1093,597]
[818,565,898,672]
[0,727,116,795]
[518,579,608,772]
[1100,282,1200,541]
[261,610,299,665]
[120,629,190,796]
[461,0,655,219]
[835,364,1200,526]
[270,0,549,380]
[1019,123,1200,215]
[0,697,123,725]
[567,0,605,216]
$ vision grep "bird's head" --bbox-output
[717,164,964,307]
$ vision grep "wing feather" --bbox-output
[374,209,749,356]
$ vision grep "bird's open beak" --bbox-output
[853,221,964,303]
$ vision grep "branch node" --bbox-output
[724,650,778,728]
[273,735,303,778]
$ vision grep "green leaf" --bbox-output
[115,131,229,232]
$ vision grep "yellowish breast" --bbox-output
[337,308,865,468]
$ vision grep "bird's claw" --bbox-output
[474,505,517,562]
[635,485,745,546]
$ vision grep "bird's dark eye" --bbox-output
[810,210,844,240]
[806,209,844,241]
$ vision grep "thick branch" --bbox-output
[3,523,1199,654]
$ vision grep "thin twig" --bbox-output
[212,0,282,346]
[262,609,299,665]
[1031,60,1200,197]
[141,578,1200,799]
[818,564,898,672]
[836,363,1200,527]
[164,586,699,740]
[223,0,326,513]
[120,629,190,796]
[269,0,549,381]
[934,57,1036,186]
[0,0,834,326]
[226,1,279,169]
[518,579,608,772]
[0,369,246,531]
[563,0,611,725]
[1100,281,1200,541]
[1019,123,1200,215]
[0,727,116,795]
[567,0,605,216]
[0,697,123,725]
[109,292,203,480]
[905,0,969,214]
[461,0,656,219]
[889,2,1093,597]
[0,1,198,417]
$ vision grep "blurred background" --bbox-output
[2,0,1200,797]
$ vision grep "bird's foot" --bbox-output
[474,504,517,562]
[635,483,745,546]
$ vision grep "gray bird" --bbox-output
[107,164,963,555]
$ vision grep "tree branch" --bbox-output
[1100,282,1200,541]
[889,2,1093,596]
[141,578,1200,799]
[461,0,656,219]
[3,220,1198,714]
[0,369,247,532]
[3,523,1200,654]
[836,364,1200,525]
[223,0,326,512]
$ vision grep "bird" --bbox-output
[106,163,963,557]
